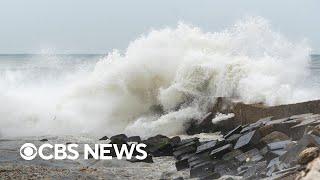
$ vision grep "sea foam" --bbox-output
[0,17,318,137]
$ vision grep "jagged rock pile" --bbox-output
[99,113,320,179]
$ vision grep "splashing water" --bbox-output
[0,17,319,137]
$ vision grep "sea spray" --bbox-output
[0,17,318,137]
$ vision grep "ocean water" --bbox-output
[0,17,320,138]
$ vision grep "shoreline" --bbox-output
[1,99,320,179]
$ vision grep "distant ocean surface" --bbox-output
[0,54,102,86]
[0,54,319,86]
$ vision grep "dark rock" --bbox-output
[260,146,268,156]
[281,119,302,136]
[173,145,197,159]
[243,161,267,179]
[198,112,214,127]
[279,134,316,165]
[271,165,301,179]
[127,136,141,142]
[240,121,263,134]
[143,135,173,157]
[267,140,293,151]
[213,116,237,134]
[290,117,320,140]
[261,147,281,161]
[310,134,320,147]
[187,154,212,170]
[267,157,280,169]
[149,104,164,115]
[196,140,217,154]
[269,149,287,156]
[188,152,210,164]
[99,136,109,141]
[199,172,220,180]
[226,134,242,145]
[110,134,128,144]
[40,138,48,142]
[266,157,284,177]
[222,149,243,161]
[214,160,239,176]
[174,137,199,148]
[174,141,198,152]
[235,148,263,163]
[175,159,189,171]
[190,161,216,178]
[189,159,209,168]
[260,131,290,144]
[186,112,214,135]
[263,118,298,137]
[170,136,181,146]
[234,130,261,150]
[224,125,242,139]
[210,144,233,159]
[127,154,153,163]
[179,153,196,162]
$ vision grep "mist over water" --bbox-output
[0,17,319,138]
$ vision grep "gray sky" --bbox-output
[0,0,319,54]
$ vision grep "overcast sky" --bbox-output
[0,0,319,54]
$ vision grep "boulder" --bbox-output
[143,135,173,157]
[127,154,153,163]
[199,172,220,180]
[127,136,141,142]
[99,136,109,141]
[298,147,319,165]
[234,130,261,150]
[267,140,294,151]
[186,112,214,135]
[196,140,217,154]
[214,160,239,176]
[170,136,181,147]
[280,134,316,165]
[175,141,198,152]
[175,158,189,171]
[260,131,290,144]
[110,134,128,144]
[235,148,263,163]
[210,144,233,159]
[174,137,199,148]
[243,161,267,179]
[190,161,216,178]
[222,149,243,161]
[173,145,197,159]
[224,125,242,139]
[226,134,242,145]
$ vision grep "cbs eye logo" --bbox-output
[20,143,37,160]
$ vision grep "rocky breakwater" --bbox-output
[92,112,320,179]
[171,113,320,179]
[2,99,320,179]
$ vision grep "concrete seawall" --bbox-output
[233,100,320,125]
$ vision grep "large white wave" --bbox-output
[0,17,319,137]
